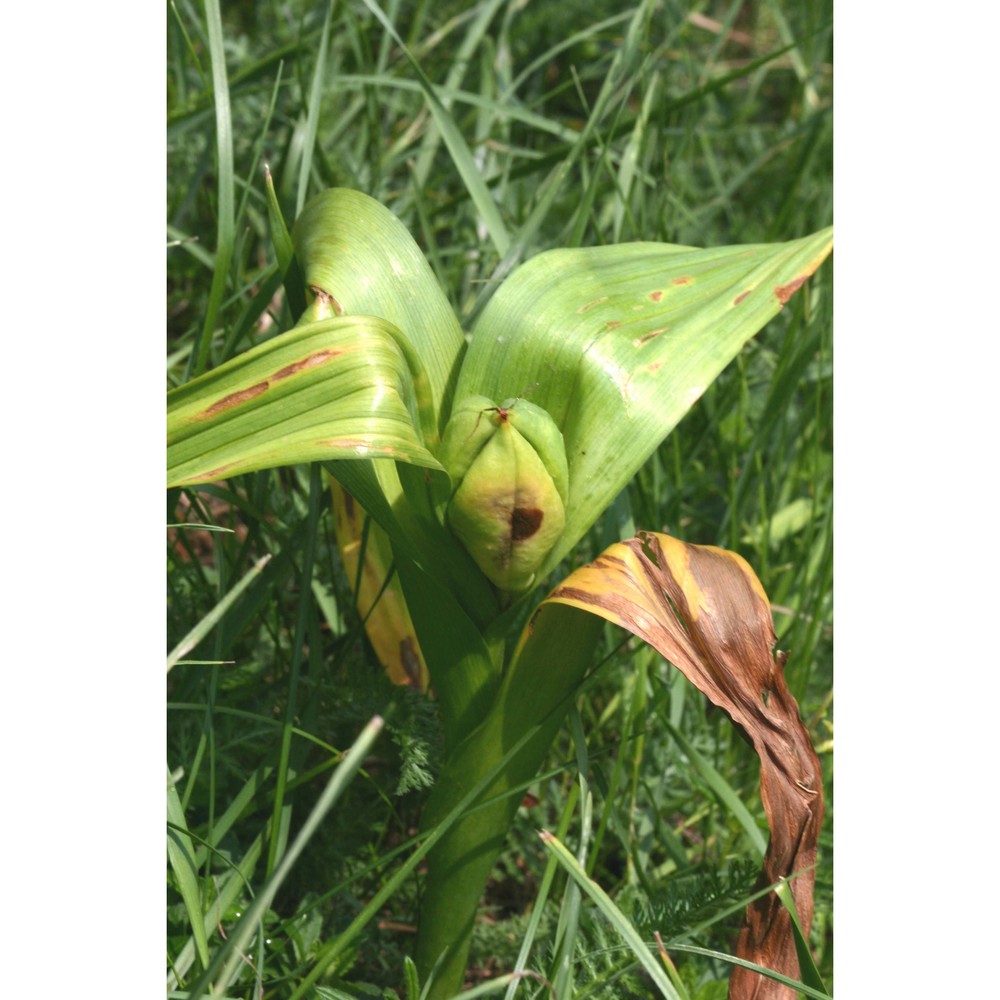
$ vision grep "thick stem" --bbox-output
[414,606,604,997]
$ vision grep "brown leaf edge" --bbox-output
[547,531,824,1000]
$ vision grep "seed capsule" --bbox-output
[439,396,569,592]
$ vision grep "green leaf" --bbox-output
[328,459,499,629]
[456,228,833,577]
[167,315,440,486]
[291,188,467,440]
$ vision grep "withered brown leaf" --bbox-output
[548,531,824,1000]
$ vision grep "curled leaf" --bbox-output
[167,315,441,486]
[547,531,823,1000]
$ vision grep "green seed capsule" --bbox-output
[439,396,568,592]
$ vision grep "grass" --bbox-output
[167,1,833,997]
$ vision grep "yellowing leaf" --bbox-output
[331,482,429,689]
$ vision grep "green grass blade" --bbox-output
[502,783,581,1000]
[183,715,385,998]
[167,772,211,970]
[189,0,234,379]
[167,834,263,990]
[167,554,272,671]
[664,720,767,857]
[774,877,829,994]
[264,164,295,274]
[539,830,683,1000]
[409,0,509,189]
[266,464,325,875]
[666,944,832,1000]
[357,0,511,256]
[296,0,336,215]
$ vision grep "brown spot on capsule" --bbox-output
[198,381,269,417]
[774,274,808,304]
[510,507,543,541]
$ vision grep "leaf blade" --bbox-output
[459,229,833,575]
[167,315,441,486]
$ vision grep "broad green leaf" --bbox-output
[292,188,466,442]
[167,315,439,486]
[457,228,833,578]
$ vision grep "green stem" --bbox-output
[414,604,604,997]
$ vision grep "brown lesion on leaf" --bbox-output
[671,275,693,285]
[576,295,609,314]
[199,460,242,480]
[399,636,426,688]
[634,328,667,347]
[272,348,342,381]
[649,290,664,302]
[734,289,752,305]
[774,274,808,305]
[195,348,343,419]
[198,381,270,417]
[310,285,346,316]
[604,320,623,330]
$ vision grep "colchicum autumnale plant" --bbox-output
[167,183,831,999]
